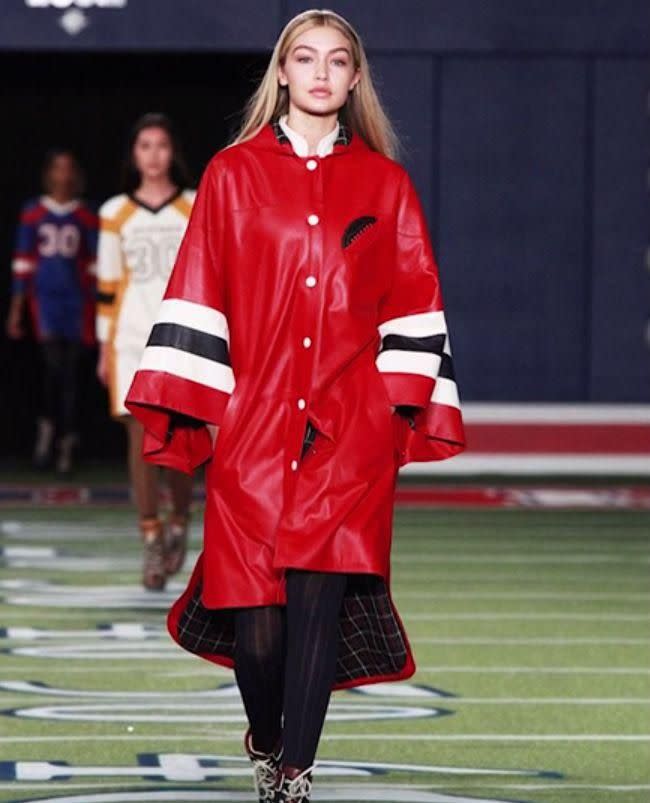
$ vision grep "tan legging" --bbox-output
[124,416,193,520]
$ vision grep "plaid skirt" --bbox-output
[167,419,416,689]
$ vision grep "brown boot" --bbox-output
[244,728,283,803]
[140,516,166,591]
[164,511,190,576]
[275,764,314,802]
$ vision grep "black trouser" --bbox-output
[234,568,347,769]
[40,337,81,437]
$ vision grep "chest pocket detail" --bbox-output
[341,216,378,249]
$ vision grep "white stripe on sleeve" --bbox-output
[378,310,447,339]
[376,350,442,378]
[156,298,229,343]
[139,345,235,395]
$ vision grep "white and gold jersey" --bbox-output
[96,189,195,416]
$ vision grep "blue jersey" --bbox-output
[12,196,98,343]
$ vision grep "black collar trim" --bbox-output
[271,118,351,149]
[128,187,183,214]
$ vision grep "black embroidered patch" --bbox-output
[342,216,378,249]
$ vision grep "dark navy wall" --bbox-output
[1,1,648,401]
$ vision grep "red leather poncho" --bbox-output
[126,120,465,689]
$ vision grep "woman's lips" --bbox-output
[309,89,332,97]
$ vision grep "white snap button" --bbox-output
[297,398,306,410]
[302,337,312,348]
[290,460,298,471]
[306,159,318,171]
[305,276,317,287]
[307,214,319,226]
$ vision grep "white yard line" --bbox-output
[394,592,650,600]
[0,782,648,793]
[392,555,649,564]
[1,733,649,743]
[411,637,650,645]
[417,665,650,675]
[403,612,650,622]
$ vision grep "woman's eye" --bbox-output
[297,56,312,63]
[332,59,347,67]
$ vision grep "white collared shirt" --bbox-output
[278,114,340,158]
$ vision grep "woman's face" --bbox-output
[278,25,361,117]
[132,126,174,182]
[46,154,79,198]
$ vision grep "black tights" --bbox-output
[234,569,347,769]
[41,337,81,437]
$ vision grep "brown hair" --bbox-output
[121,112,192,192]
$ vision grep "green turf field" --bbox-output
[0,504,649,803]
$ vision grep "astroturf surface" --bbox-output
[0,504,648,803]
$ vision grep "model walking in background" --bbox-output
[127,10,465,802]
[6,149,97,474]
[96,113,195,591]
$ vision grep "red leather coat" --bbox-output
[126,120,465,689]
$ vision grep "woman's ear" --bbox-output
[277,66,288,87]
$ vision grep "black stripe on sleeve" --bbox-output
[147,322,230,365]
[380,333,446,355]
[438,353,456,381]
[97,291,116,304]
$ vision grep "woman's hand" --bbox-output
[96,343,109,386]
[5,296,25,340]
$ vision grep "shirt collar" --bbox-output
[41,196,80,215]
[274,114,350,157]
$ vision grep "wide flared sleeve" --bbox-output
[125,157,234,474]
[377,171,465,464]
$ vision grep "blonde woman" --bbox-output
[97,113,195,591]
[126,10,464,802]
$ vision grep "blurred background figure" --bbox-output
[5,148,97,475]
[95,113,195,591]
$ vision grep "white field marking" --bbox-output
[8,643,185,659]
[159,670,230,677]
[394,591,650,600]
[478,786,650,792]
[3,554,200,572]
[10,636,650,661]
[0,546,56,558]
[1,624,164,640]
[403,612,650,622]
[411,637,650,645]
[344,697,650,705]
[9,545,649,567]
[9,701,442,724]
[5,785,649,794]
[393,574,649,584]
[392,554,647,564]
[0,789,547,803]
[393,542,650,549]
[0,665,206,675]
[417,666,650,675]
[1,733,650,744]
[0,680,239,698]
[1,755,557,781]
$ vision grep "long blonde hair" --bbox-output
[231,9,400,160]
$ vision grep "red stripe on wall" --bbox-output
[465,423,650,454]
